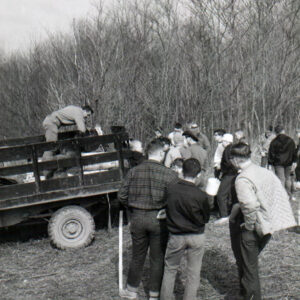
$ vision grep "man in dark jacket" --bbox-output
[215,133,238,224]
[160,158,210,300]
[268,125,296,198]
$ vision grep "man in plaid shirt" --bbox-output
[118,138,178,300]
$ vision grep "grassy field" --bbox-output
[0,193,299,300]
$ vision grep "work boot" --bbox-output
[119,289,138,299]
[214,217,229,225]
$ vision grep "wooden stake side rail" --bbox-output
[0,150,132,177]
[0,133,129,162]
[0,132,130,211]
[0,130,79,148]
[0,170,124,211]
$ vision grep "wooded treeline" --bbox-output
[0,0,299,143]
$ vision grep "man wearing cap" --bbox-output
[168,123,184,146]
[164,133,184,168]
[215,133,238,224]
[188,123,211,153]
[268,125,297,200]
[183,131,209,173]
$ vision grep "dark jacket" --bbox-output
[221,145,238,176]
[268,134,296,166]
[166,179,210,234]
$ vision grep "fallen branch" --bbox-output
[28,272,58,279]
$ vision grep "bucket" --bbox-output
[206,177,221,196]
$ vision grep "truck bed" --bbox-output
[0,132,130,212]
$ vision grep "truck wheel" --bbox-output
[48,206,95,250]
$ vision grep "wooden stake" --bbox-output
[119,210,123,291]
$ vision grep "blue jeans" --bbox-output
[126,209,168,297]
[160,233,206,300]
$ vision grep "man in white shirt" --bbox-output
[213,129,226,178]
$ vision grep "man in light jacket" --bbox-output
[229,143,296,300]
[42,104,93,160]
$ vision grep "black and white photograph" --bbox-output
[0,0,299,299]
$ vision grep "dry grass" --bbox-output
[0,194,299,300]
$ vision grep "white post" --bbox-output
[119,210,123,291]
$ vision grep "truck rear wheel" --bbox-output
[48,206,95,249]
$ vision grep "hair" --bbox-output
[274,124,284,134]
[174,122,182,129]
[82,105,94,114]
[213,128,226,136]
[157,136,171,146]
[183,131,198,142]
[230,143,251,159]
[145,138,165,156]
[170,158,184,169]
[182,158,201,178]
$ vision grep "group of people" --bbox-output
[41,105,298,300]
[117,124,297,300]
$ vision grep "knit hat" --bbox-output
[222,133,233,143]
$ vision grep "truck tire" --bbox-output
[48,205,95,250]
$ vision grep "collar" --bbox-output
[178,178,196,187]
[146,159,163,165]
[240,160,252,170]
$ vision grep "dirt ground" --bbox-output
[0,193,299,300]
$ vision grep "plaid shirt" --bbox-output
[118,160,178,210]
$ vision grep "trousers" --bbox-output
[126,209,168,297]
[160,233,205,300]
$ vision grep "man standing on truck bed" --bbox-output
[118,138,178,300]
[42,105,93,160]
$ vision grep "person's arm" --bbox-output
[117,170,132,208]
[202,196,211,223]
[164,151,172,168]
[229,203,241,223]
[235,177,259,231]
[268,140,275,165]
[213,144,223,169]
[202,133,211,152]
[74,110,86,133]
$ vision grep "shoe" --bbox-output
[214,217,229,225]
[119,288,138,299]
[295,181,300,190]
